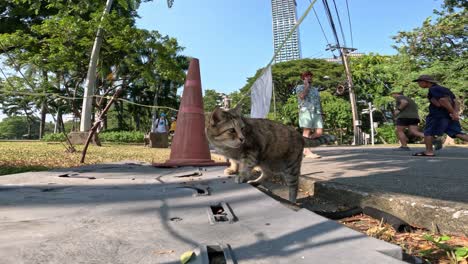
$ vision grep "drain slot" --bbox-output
[194,244,236,264]
[208,244,236,264]
[176,186,210,197]
[208,245,225,263]
[207,202,236,224]
[174,169,203,178]
[58,174,96,180]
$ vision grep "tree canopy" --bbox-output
[0,0,188,135]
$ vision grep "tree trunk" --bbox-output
[153,83,161,117]
[55,108,63,133]
[117,100,124,130]
[134,113,140,131]
[39,70,48,139]
[60,114,65,133]
[103,115,108,130]
[117,80,128,130]
[91,103,95,125]
[55,71,65,133]
[39,101,47,139]
[25,115,32,139]
[72,81,81,121]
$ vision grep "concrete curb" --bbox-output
[302,179,468,236]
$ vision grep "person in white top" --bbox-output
[152,112,169,133]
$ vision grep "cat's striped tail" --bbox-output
[304,134,336,147]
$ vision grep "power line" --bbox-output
[312,7,329,44]
[321,0,341,49]
[0,90,179,112]
[314,52,327,58]
[321,1,360,145]
[331,0,347,47]
[308,51,325,58]
[309,0,336,57]
[345,0,354,47]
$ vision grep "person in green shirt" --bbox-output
[391,89,425,151]
[295,71,324,158]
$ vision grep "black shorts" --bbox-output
[424,115,463,137]
[396,118,420,126]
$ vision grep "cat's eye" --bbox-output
[229,128,236,134]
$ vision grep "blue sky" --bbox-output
[0,0,443,122]
[136,0,442,95]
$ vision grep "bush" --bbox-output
[42,131,145,143]
[376,123,398,144]
[41,133,66,142]
[99,131,144,143]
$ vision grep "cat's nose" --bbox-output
[239,137,245,143]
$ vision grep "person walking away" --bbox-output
[412,75,468,156]
[152,112,169,134]
[295,71,324,159]
[391,89,425,151]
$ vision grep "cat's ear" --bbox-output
[210,106,224,126]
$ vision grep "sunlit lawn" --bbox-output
[0,141,223,176]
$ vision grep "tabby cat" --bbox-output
[205,105,334,203]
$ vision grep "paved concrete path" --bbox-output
[0,162,404,264]
[300,145,468,235]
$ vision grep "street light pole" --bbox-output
[368,102,375,146]
[80,0,114,132]
[361,101,376,146]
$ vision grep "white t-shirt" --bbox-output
[153,118,168,133]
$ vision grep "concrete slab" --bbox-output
[0,163,404,263]
[299,146,468,235]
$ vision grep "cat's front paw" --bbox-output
[234,175,245,184]
[224,167,238,175]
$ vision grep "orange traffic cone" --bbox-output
[153,58,229,168]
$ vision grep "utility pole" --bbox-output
[362,102,375,146]
[80,0,114,132]
[369,102,375,146]
[327,45,361,145]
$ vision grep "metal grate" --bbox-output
[197,244,237,264]
[207,202,237,225]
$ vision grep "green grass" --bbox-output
[0,141,223,176]
[0,165,50,175]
